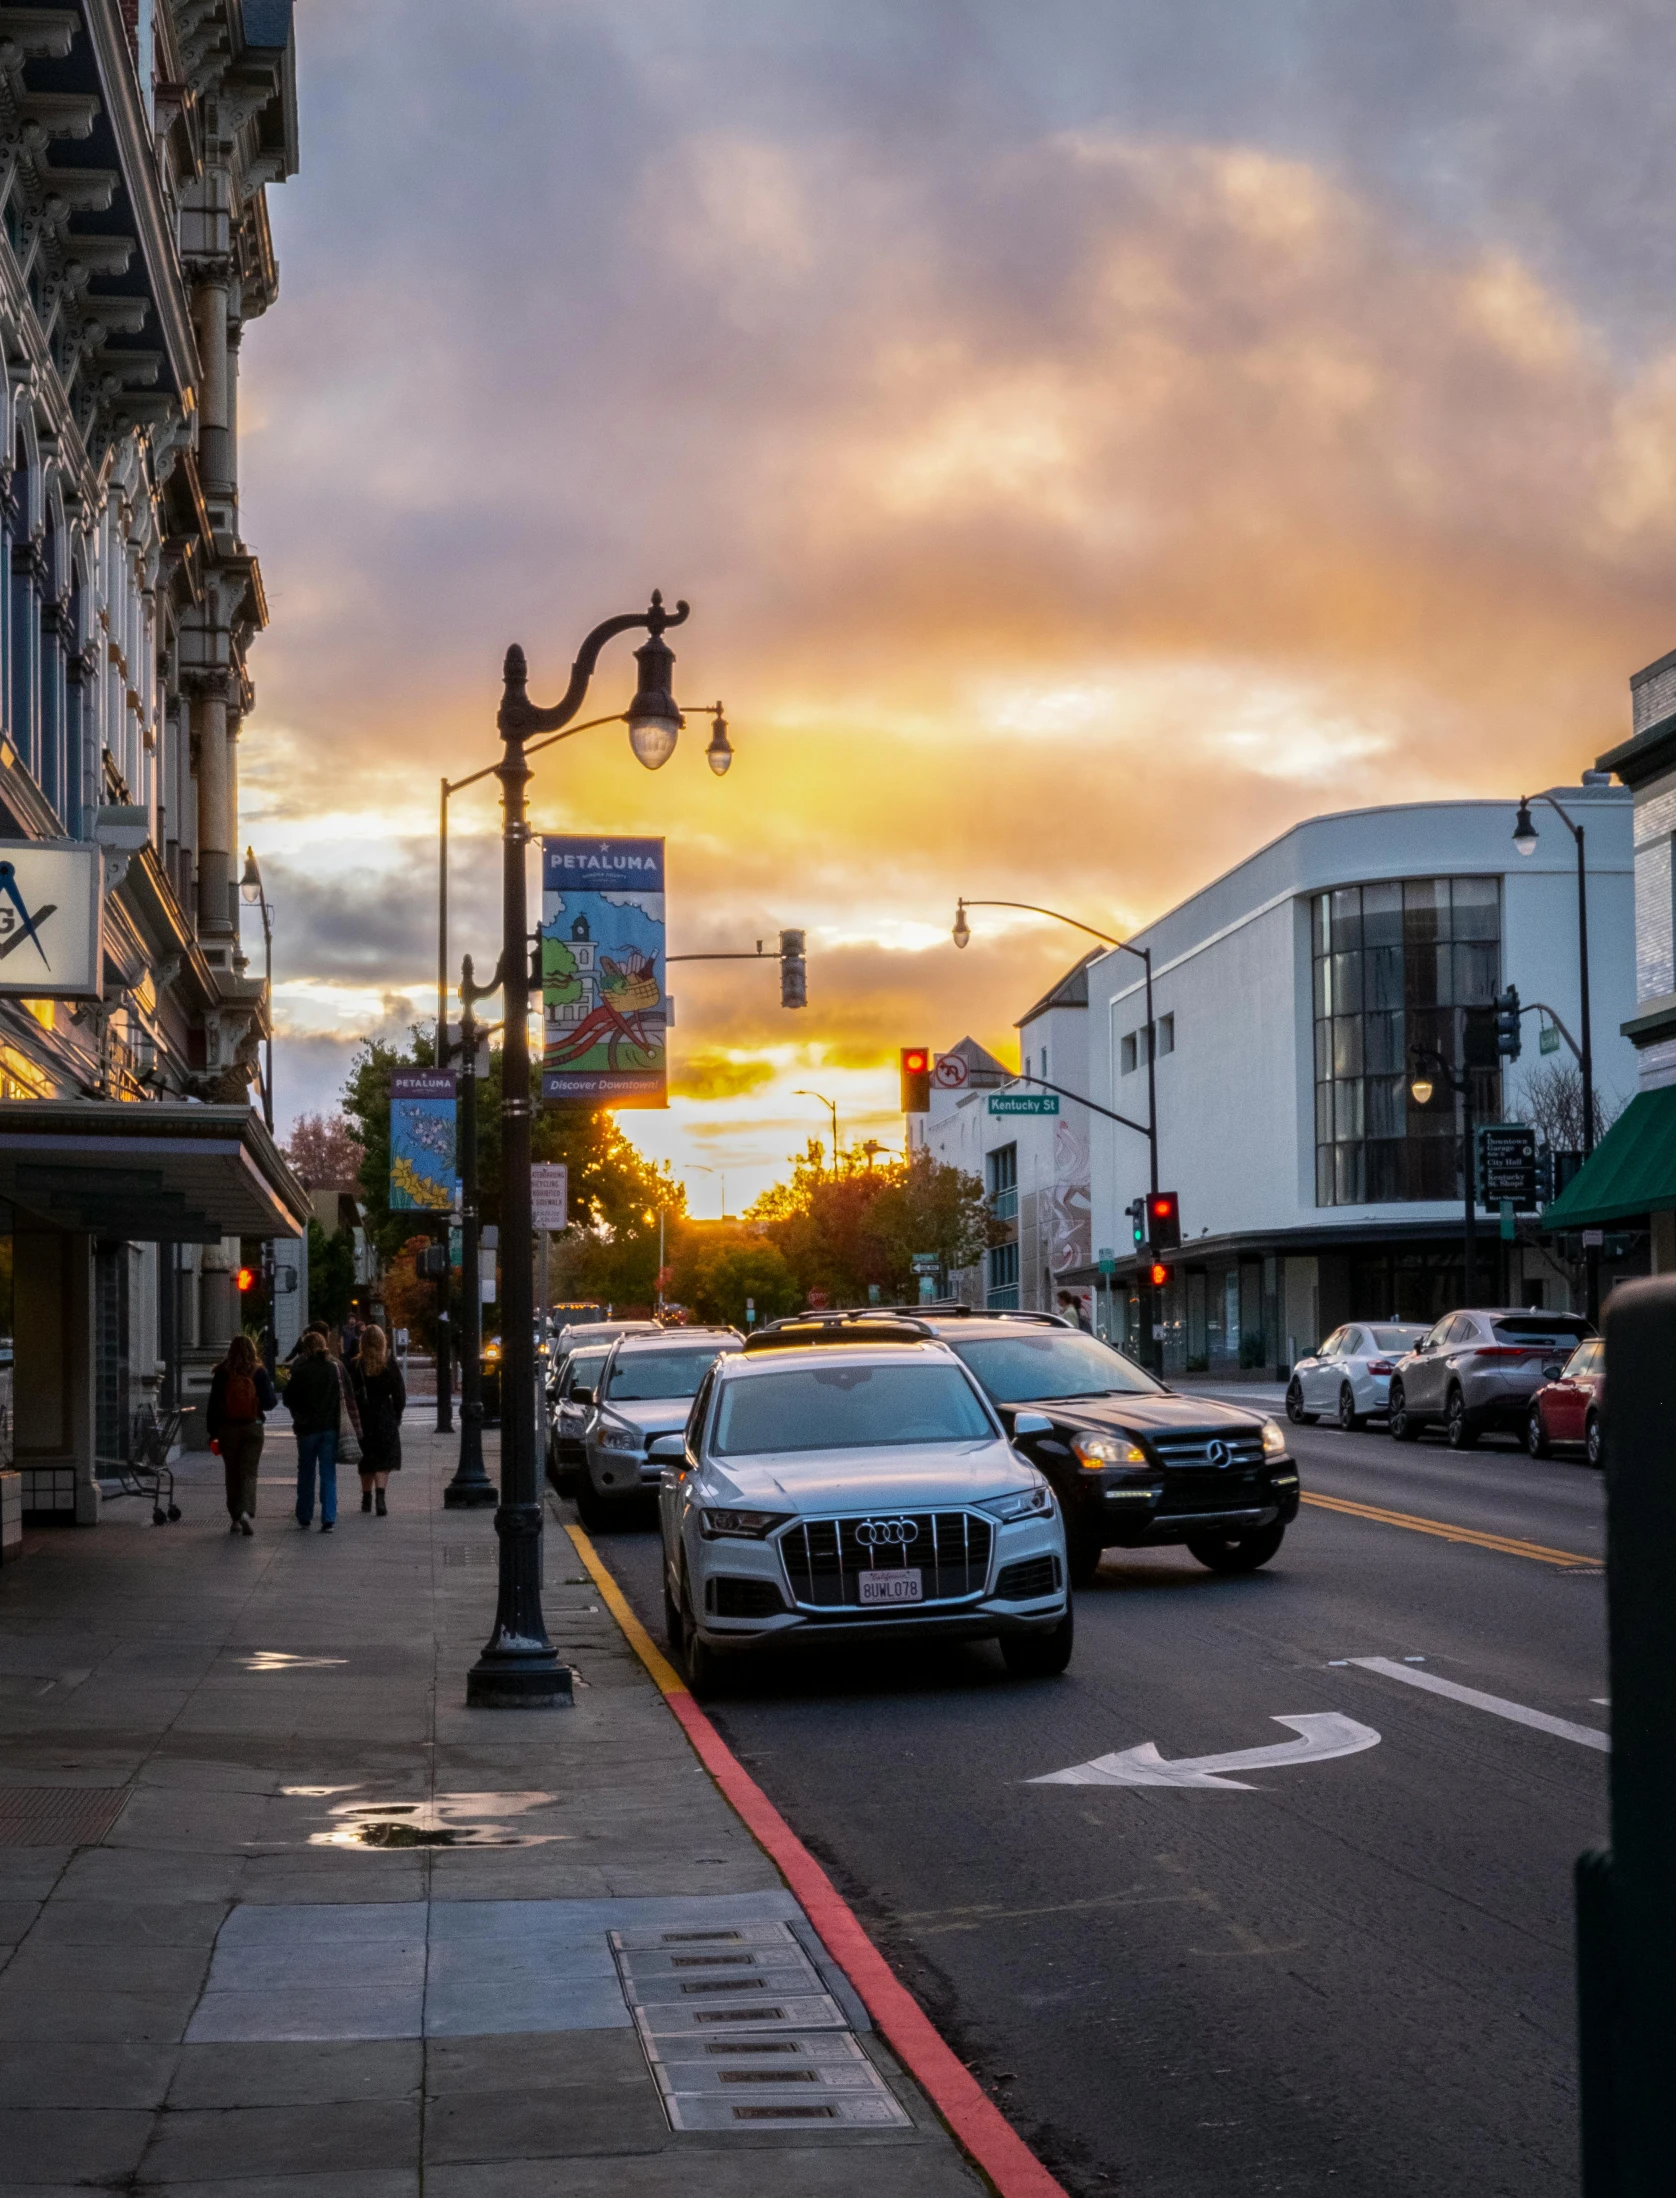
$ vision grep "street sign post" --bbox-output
[989,1093,1059,1116]
[1478,1124,1537,1211]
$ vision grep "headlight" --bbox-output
[979,1483,1054,1522]
[700,1509,790,1539]
[595,1419,640,1452]
[1070,1430,1148,1469]
[1261,1419,1288,1457]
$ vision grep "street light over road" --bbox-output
[466,592,728,1710]
[793,1088,840,1172]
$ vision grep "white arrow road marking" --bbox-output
[1030,1712,1381,1790]
[1347,1657,1609,1751]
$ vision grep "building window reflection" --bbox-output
[1312,877,1502,1206]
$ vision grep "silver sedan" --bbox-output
[1287,1323,1429,1431]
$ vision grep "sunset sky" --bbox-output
[241,1,1676,1213]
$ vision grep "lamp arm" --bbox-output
[957,898,1123,948]
[1524,790,1582,844]
[499,596,691,739]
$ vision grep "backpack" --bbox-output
[225,1371,259,1420]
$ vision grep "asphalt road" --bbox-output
[578,1411,1606,2198]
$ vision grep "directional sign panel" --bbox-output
[0,840,101,998]
[989,1093,1059,1116]
[1478,1123,1537,1210]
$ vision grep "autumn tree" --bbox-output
[283,1111,365,1188]
[748,1145,991,1307]
[665,1225,800,1329]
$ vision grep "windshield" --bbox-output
[564,1351,608,1394]
[1369,1326,1425,1351]
[945,1330,1161,1402]
[606,1346,734,1402]
[1492,1316,1591,1348]
[711,1362,996,1455]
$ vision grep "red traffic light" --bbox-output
[1146,1191,1181,1252]
[235,1266,257,1293]
[899,1047,932,1112]
[1148,1262,1169,1288]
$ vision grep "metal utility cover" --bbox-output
[0,1785,129,1846]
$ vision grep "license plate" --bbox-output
[858,1569,922,1606]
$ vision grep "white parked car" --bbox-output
[656,1322,1072,1696]
[1286,1322,1429,1430]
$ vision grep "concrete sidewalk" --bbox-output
[0,1418,986,2197]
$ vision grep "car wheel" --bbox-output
[1444,1386,1479,1450]
[1388,1384,1419,1441]
[1337,1385,1363,1433]
[679,1563,727,1699]
[1285,1379,1315,1426]
[1001,1601,1074,1677]
[1525,1404,1551,1459]
[1067,1525,1104,1589]
[1585,1410,1603,1469]
[1186,1521,1286,1574]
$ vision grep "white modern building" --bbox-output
[1062,785,1636,1373]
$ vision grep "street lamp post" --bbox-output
[688,1163,727,1219]
[238,849,275,1133]
[444,956,499,1510]
[1513,793,1599,1323]
[1409,1049,1480,1304]
[466,591,716,1710]
[953,898,1159,1360]
[793,1089,840,1173]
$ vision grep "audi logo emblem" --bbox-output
[1206,1440,1231,1467]
[856,1518,920,1548]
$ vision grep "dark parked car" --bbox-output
[1526,1337,1606,1465]
[795,1309,1299,1587]
[1386,1308,1594,1449]
[546,1342,612,1493]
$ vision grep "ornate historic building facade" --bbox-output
[0,1,306,1521]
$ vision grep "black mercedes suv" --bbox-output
[833,1308,1300,1587]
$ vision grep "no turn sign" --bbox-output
[932,1052,969,1090]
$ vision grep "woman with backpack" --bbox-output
[351,1324,406,1515]
[207,1334,279,1535]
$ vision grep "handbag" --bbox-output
[334,1360,363,1465]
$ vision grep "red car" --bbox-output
[1526,1338,1605,1466]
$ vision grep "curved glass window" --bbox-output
[1312,878,1501,1206]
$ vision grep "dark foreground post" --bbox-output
[1576,1276,1676,2195]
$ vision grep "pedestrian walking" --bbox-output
[207,1334,278,1536]
[283,1331,359,1532]
[341,1311,364,1368]
[352,1324,407,1515]
[1057,1290,1093,1333]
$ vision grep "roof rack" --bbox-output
[860,1304,1072,1328]
[741,1312,935,1353]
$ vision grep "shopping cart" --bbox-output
[120,1405,183,1524]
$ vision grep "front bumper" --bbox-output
[1073,1462,1299,1547]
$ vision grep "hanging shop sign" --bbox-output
[389,1070,457,1211]
[0,840,102,999]
[540,836,667,1109]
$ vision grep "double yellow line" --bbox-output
[1300,1490,1597,1569]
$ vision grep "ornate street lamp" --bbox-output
[467,592,726,1709]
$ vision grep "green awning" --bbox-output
[1543,1086,1676,1230]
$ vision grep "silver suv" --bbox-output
[579,1328,744,1526]
[1387,1308,1593,1449]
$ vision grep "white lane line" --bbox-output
[1348,1657,1609,1751]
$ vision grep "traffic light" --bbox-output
[1147,1191,1181,1252]
[235,1265,256,1294]
[900,1046,931,1112]
[1127,1197,1146,1251]
[1495,984,1522,1060]
[779,929,806,1010]
[417,1244,447,1279]
[1148,1262,1169,1289]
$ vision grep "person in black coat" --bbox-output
[351,1324,407,1516]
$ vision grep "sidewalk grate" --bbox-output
[0,1785,130,1846]
[612,1921,909,2132]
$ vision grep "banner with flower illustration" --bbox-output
[390,1069,456,1209]
[540,836,666,1108]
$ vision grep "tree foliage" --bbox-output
[1513,1060,1619,1154]
[747,1144,992,1307]
[664,1226,800,1329]
[307,1216,356,1330]
[283,1111,365,1188]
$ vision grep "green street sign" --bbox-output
[1540,1023,1560,1055]
[989,1093,1059,1116]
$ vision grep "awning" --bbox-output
[1542,1087,1676,1231]
[0,1100,311,1243]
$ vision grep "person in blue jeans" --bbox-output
[284,1331,344,1531]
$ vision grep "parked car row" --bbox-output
[544,1307,1300,1695]
[1286,1308,1601,1461]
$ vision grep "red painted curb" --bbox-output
[665,1688,1068,2198]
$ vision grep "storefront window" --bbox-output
[1312,878,1501,1206]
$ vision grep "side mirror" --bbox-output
[571,1384,593,1406]
[1013,1411,1054,1436]
[648,1433,686,1462]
